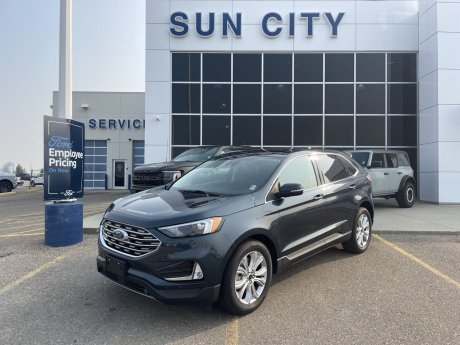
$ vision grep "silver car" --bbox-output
[0,172,18,193]
[346,150,416,208]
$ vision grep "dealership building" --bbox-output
[143,0,460,204]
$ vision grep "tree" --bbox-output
[16,164,25,176]
[1,162,15,174]
[40,168,44,174]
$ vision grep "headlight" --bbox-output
[158,217,223,238]
[162,170,182,181]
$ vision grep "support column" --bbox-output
[57,0,72,119]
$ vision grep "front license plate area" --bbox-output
[106,256,127,278]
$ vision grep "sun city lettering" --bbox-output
[170,12,345,38]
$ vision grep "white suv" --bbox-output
[30,173,44,187]
[347,150,416,208]
[0,172,18,193]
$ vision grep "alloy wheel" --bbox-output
[356,214,370,249]
[406,187,414,203]
[234,251,267,305]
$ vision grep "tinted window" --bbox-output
[294,116,323,146]
[173,147,219,162]
[263,116,291,146]
[172,147,193,159]
[294,85,323,114]
[356,116,385,146]
[386,153,398,168]
[233,85,261,114]
[340,156,358,176]
[263,84,292,114]
[203,53,231,82]
[172,84,200,113]
[350,152,370,167]
[388,53,416,82]
[233,116,261,145]
[356,84,385,114]
[172,53,200,82]
[325,53,354,82]
[173,156,282,195]
[202,116,231,145]
[172,115,200,145]
[325,116,354,146]
[203,84,231,114]
[356,53,385,82]
[277,156,317,190]
[397,152,410,166]
[233,54,261,82]
[316,155,349,183]
[371,153,385,168]
[264,54,292,82]
[294,54,323,82]
[325,85,354,114]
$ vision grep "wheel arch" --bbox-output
[359,200,374,223]
[220,229,280,276]
[398,176,416,192]
[0,179,13,188]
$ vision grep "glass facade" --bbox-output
[171,52,417,168]
[132,140,145,170]
[84,140,107,189]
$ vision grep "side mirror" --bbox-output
[370,161,383,168]
[277,183,303,198]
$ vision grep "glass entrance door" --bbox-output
[113,160,126,189]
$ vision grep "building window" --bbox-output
[171,52,417,169]
[84,140,107,189]
[132,140,145,171]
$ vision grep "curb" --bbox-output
[374,230,460,235]
[0,192,16,197]
[26,189,42,193]
[83,227,99,235]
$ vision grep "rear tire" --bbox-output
[396,182,415,208]
[218,241,272,315]
[0,181,12,193]
[342,207,372,254]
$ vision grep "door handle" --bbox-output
[312,194,324,200]
[349,184,357,190]
[384,172,389,176]
[397,172,403,175]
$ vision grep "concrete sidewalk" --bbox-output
[83,199,460,235]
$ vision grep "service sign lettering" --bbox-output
[44,116,85,200]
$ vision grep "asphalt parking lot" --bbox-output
[0,191,459,345]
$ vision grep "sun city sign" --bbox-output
[170,12,345,38]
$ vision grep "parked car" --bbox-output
[16,176,23,185]
[131,146,260,193]
[97,150,374,315]
[346,149,415,208]
[19,173,31,181]
[30,173,44,187]
[0,172,18,193]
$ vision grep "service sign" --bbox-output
[44,116,85,200]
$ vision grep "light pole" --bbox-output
[57,0,72,119]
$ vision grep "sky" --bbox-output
[0,0,145,173]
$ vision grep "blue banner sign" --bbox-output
[44,116,85,200]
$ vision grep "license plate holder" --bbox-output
[106,256,127,278]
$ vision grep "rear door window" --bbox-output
[339,156,358,176]
[386,153,398,168]
[397,152,410,166]
[316,155,349,183]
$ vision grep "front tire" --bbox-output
[396,182,415,208]
[0,181,12,193]
[218,241,272,315]
[342,207,372,254]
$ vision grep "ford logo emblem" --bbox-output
[112,228,129,241]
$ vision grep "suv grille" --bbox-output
[133,171,163,186]
[101,220,161,257]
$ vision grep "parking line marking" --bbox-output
[225,317,239,345]
[374,234,460,289]
[0,232,44,238]
[0,255,66,296]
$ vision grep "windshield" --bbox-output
[350,152,370,167]
[171,155,283,196]
[172,147,220,162]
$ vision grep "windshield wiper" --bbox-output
[179,189,220,197]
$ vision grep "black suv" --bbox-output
[131,146,257,193]
[97,150,374,314]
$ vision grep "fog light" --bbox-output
[192,262,204,280]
